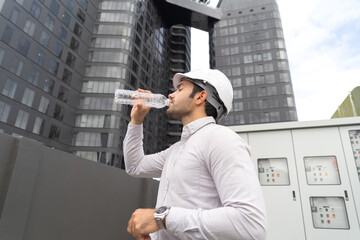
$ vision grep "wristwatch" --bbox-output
[154,206,170,229]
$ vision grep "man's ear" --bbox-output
[195,90,207,105]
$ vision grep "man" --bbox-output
[124,69,267,240]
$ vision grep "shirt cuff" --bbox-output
[127,122,143,132]
[166,207,201,238]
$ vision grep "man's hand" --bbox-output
[127,208,160,240]
[130,89,151,125]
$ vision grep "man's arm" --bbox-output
[123,89,170,178]
[164,127,267,240]
[123,122,169,178]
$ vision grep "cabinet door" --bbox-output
[292,127,360,240]
[248,130,305,240]
[339,126,360,229]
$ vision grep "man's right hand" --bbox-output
[130,89,151,125]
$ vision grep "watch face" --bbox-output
[155,206,167,214]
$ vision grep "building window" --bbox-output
[2,26,14,44]
[77,9,86,23]
[48,125,61,140]
[10,57,24,76]
[61,11,71,27]
[53,41,63,58]
[70,37,79,51]
[58,27,67,42]
[49,0,60,15]
[65,0,75,12]
[233,101,243,111]
[21,88,35,107]
[58,86,69,102]
[27,68,40,86]
[0,46,5,65]
[38,96,49,113]
[73,23,83,37]
[245,65,254,74]
[43,78,54,94]
[276,50,287,60]
[23,19,36,36]
[45,14,55,31]
[62,68,72,85]
[39,31,51,47]
[234,89,243,99]
[53,104,64,121]
[15,110,29,130]
[17,38,31,56]
[277,61,288,71]
[33,117,44,135]
[79,0,88,10]
[255,64,264,73]
[34,49,45,66]
[0,101,11,123]
[48,59,59,75]
[30,2,42,19]
[15,0,24,6]
[66,52,76,68]
[2,78,17,98]
[9,8,20,24]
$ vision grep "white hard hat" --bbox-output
[173,68,233,121]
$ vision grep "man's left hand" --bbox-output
[127,208,160,240]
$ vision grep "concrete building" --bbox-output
[0,0,297,168]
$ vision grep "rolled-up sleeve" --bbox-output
[165,127,267,240]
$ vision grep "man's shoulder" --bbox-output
[205,123,237,135]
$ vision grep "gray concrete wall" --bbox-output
[0,133,158,240]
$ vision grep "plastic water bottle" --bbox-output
[114,89,170,108]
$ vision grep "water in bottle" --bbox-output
[114,89,170,108]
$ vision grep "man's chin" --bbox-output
[166,109,180,120]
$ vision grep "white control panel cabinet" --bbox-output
[230,118,360,240]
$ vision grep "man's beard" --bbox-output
[166,98,193,120]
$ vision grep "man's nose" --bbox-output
[168,92,175,99]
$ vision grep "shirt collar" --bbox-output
[181,117,215,141]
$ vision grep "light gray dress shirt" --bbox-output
[124,117,267,240]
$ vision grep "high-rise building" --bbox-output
[213,0,298,125]
[0,0,192,168]
[0,0,296,168]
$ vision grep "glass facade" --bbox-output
[0,0,90,153]
[73,0,179,167]
[212,0,298,125]
[0,0,295,169]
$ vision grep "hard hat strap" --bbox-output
[182,77,227,121]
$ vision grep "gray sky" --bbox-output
[191,0,360,121]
